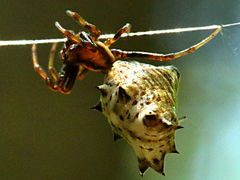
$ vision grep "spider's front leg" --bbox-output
[32,44,59,92]
[32,43,79,94]
[111,26,222,61]
[66,10,101,40]
[104,23,131,47]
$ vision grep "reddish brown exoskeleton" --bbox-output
[32,10,221,94]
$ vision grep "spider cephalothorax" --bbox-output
[32,10,221,94]
[94,60,183,175]
[59,32,115,72]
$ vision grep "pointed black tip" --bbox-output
[156,166,165,176]
[118,86,131,103]
[176,125,184,130]
[139,167,148,176]
[96,85,108,97]
[113,133,122,141]
[91,102,102,112]
[171,150,180,154]
[138,158,149,176]
[171,144,179,154]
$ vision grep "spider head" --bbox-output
[60,31,97,63]
[56,22,115,72]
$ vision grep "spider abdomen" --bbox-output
[96,60,182,175]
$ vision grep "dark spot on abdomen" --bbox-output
[119,115,124,121]
[152,158,160,165]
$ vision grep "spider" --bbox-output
[32,10,222,94]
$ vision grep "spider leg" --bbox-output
[104,23,131,47]
[55,22,82,44]
[77,67,89,80]
[111,26,222,61]
[32,44,58,91]
[66,10,101,40]
[48,43,58,81]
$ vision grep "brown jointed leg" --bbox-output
[32,44,58,91]
[48,43,58,81]
[104,23,131,47]
[55,22,82,44]
[66,10,101,40]
[32,44,48,80]
[77,67,89,80]
[111,26,222,61]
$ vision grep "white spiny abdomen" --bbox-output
[95,60,182,175]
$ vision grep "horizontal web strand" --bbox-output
[0,22,239,47]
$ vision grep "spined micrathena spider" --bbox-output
[32,10,221,94]
[31,10,221,175]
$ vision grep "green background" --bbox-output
[0,0,240,179]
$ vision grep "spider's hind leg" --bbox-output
[111,26,222,61]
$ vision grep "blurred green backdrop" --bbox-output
[0,0,240,179]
